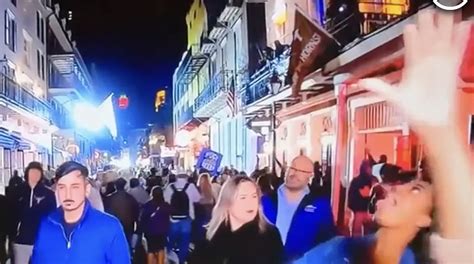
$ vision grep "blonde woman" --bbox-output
[190,176,284,264]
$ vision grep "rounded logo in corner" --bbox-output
[433,0,468,10]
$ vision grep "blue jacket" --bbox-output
[262,190,336,262]
[294,235,416,264]
[32,201,131,264]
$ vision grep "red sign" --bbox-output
[118,95,129,109]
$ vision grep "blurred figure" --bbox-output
[372,154,388,182]
[190,176,283,263]
[310,162,323,194]
[262,155,336,262]
[104,178,140,249]
[256,174,273,196]
[129,178,150,206]
[164,173,201,264]
[44,165,55,181]
[348,160,379,237]
[0,193,8,264]
[139,186,170,264]
[194,173,215,243]
[86,178,104,212]
[31,161,130,263]
[14,162,56,264]
[211,176,221,200]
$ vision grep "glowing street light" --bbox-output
[175,130,191,147]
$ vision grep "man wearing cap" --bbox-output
[31,161,130,264]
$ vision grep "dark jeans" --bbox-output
[168,218,192,264]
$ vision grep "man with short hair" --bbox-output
[262,154,336,262]
[128,178,149,206]
[104,178,140,247]
[32,161,130,264]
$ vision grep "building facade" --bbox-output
[172,0,281,172]
[47,1,95,170]
[242,0,474,228]
[0,0,55,192]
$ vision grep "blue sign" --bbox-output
[196,148,223,175]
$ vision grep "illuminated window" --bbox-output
[5,10,16,52]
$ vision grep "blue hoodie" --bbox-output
[32,201,130,264]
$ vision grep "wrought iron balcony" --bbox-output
[175,44,208,86]
[49,53,93,100]
[0,73,50,121]
[194,70,233,117]
[50,99,74,129]
[177,106,194,129]
[245,50,290,106]
[218,0,244,23]
[325,0,432,47]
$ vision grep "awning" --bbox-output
[10,132,31,151]
[0,128,15,149]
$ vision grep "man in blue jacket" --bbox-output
[262,154,336,262]
[32,161,130,264]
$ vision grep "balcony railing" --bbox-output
[0,73,50,121]
[194,70,233,116]
[50,100,73,129]
[177,107,194,129]
[245,51,290,106]
[175,45,208,87]
[219,0,244,23]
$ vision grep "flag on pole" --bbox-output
[287,7,340,98]
[227,78,236,117]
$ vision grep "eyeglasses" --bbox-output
[288,167,313,175]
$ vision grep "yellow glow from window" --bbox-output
[272,0,287,25]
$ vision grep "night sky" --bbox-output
[65,0,193,136]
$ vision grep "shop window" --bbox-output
[3,149,11,184]
[16,150,25,171]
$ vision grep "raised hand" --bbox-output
[358,10,471,133]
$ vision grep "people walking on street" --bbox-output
[164,173,201,264]
[87,178,105,212]
[139,186,170,264]
[104,178,140,249]
[129,178,150,206]
[13,162,56,264]
[31,161,130,264]
[348,160,379,237]
[190,176,283,264]
[193,172,215,244]
[0,193,9,264]
[261,154,336,262]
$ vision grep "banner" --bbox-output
[196,148,223,175]
[287,8,340,97]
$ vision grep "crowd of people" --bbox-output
[0,10,472,264]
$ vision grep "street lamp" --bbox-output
[270,71,282,95]
[269,71,282,173]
